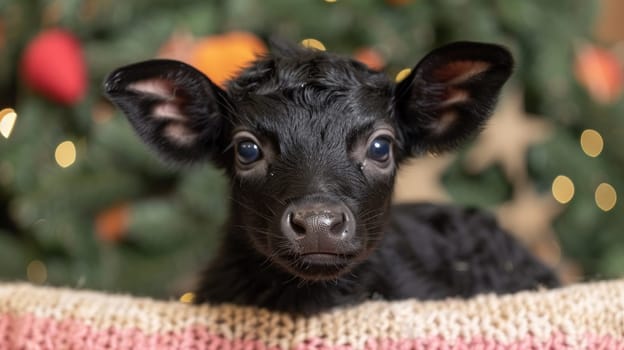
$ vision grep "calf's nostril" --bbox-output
[289,212,307,236]
[329,212,347,236]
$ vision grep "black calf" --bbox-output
[104,41,559,315]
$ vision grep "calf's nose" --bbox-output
[281,200,356,254]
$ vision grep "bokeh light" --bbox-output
[395,68,411,82]
[595,182,617,211]
[580,129,604,157]
[55,140,76,168]
[0,108,17,138]
[179,292,196,303]
[551,175,575,204]
[300,38,326,51]
[26,260,47,284]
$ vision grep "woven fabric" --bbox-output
[0,280,623,350]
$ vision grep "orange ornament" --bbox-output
[95,203,130,242]
[354,47,385,71]
[190,31,267,88]
[574,44,623,104]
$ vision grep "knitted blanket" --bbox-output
[0,281,623,350]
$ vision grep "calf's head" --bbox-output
[104,42,512,281]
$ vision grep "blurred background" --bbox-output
[0,0,622,300]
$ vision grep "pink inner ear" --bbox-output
[433,60,490,84]
[440,88,470,107]
[128,78,198,147]
[153,103,186,121]
[164,123,198,146]
[128,79,175,99]
[128,79,187,121]
[431,111,458,136]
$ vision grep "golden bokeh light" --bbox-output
[179,292,196,303]
[324,0,337,2]
[300,38,326,51]
[551,175,575,204]
[595,182,617,211]
[27,260,47,284]
[0,108,17,139]
[580,129,604,157]
[395,68,412,82]
[55,141,77,168]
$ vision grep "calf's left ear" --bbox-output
[103,59,230,165]
[394,41,513,155]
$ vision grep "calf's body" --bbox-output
[196,203,558,314]
[105,41,558,315]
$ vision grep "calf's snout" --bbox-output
[281,199,356,255]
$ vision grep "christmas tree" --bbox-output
[1,0,622,299]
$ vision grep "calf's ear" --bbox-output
[103,59,230,165]
[394,42,513,155]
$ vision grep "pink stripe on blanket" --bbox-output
[1,313,280,350]
[1,313,622,350]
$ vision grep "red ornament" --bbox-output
[574,44,623,104]
[20,28,87,105]
[354,47,385,71]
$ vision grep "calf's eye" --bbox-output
[367,137,391,162]
[237,140,262,164]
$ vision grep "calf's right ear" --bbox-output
[394,42,513,155]
[103,59,230,165]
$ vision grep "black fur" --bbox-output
[104,41,559,315]
[194,203,558,315]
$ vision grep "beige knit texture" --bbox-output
[1,280,623,349]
